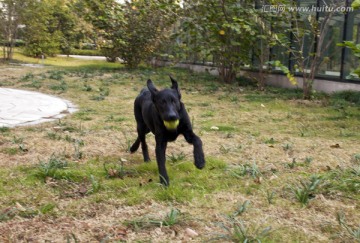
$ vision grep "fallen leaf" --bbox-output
[114,228,127,240]
[330,144,340,148]
[254,177,262,184]
[108,168,118,178]
[53,126,62,131]
[210,126,219,130]
[45,176,55,184]
[183,182,192,187]
[185,228,198,237]
[78,185,88,195]
[15,202,26,212]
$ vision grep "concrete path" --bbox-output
[0,88,76,127]
[57,55,124,63]
[57,55,107,61]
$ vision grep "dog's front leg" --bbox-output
[183,131,205,169]
[155,136,169,186]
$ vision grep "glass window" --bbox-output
[271,41,289,71]
[317,12,344,78]
[343,9,360,81]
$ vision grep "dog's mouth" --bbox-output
[163,120,179,130]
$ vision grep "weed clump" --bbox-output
[38,154,68,179]
[290,175,321,205]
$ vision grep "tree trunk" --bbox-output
[8,44,14,60]
[4,40,14,60]
[218,65,236,83]
[303,78,312,100]
[258,67,265,91]
[258,28,266,91]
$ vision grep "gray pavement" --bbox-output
[0,88,76,127]
[57,55,124,63]
[57,55,107,61]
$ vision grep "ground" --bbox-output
[0,55,359,242]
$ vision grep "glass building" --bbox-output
[269,0,360,83]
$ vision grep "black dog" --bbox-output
[130,77,205,186]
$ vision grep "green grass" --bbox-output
[331,90,360,105]
[125,208,182,230]
[0,127,10,133]
[1,147,20,155]
[320,168,360,199]
[0,156,229,209]
[290,175,322,205]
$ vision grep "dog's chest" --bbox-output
[165,130,180,142]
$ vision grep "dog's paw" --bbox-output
[194,156,205,170]
[129,145,138,153]
[160,176,170,186]
[129,139,141,153]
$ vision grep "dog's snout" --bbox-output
[168,113,178,121]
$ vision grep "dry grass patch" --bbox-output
[0,56,360,242]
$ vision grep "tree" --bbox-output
[117,0,179,68]
[20,0,98,56]
[21,0,60,57]
[81,0,124,61]
[70,0,97,52]
[271,0,346,99]
[22,0,82,57]
[0,0,27,60]
[180,0,260,83]
[251,2,289,90]
[84,0,179,68]
[52,1,77,56]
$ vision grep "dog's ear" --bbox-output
[147,79,158,101]
[170,76,181,99]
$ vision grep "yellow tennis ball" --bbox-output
[163,120,179,130]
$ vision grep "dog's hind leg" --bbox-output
[130,137,140,153]
[139,131,150,162]
[130,125,151,162]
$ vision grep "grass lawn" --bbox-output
[0,52,359,242]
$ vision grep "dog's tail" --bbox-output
[130,137,141,153]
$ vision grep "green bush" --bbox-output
[0,39,25,47]
[331,90,360,105]
[23,34,61,57]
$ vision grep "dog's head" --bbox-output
[147,77,181,130]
